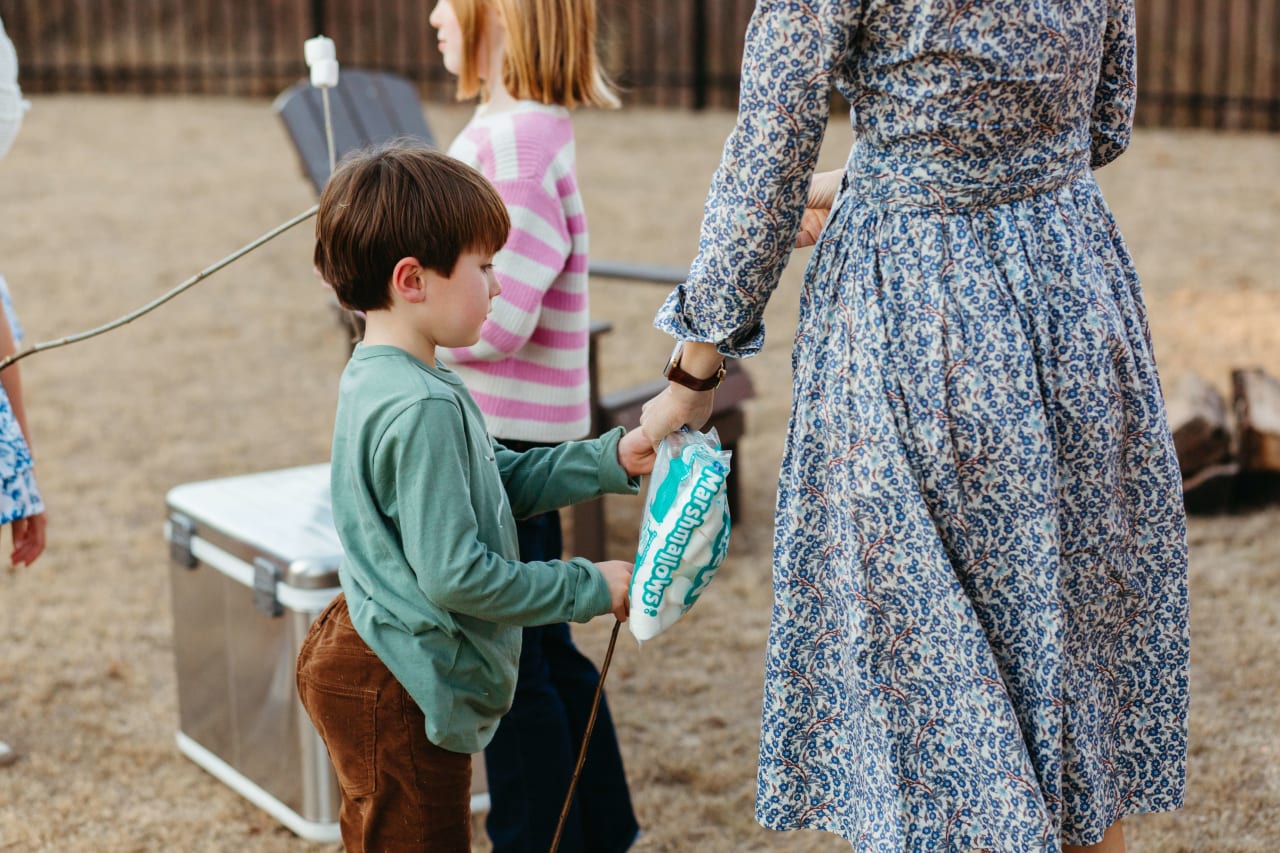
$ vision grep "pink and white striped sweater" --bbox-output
[438,102,591,442]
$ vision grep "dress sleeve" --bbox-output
[654,0,863,357]
[1089,0,1136,169]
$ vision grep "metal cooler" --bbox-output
[165,464,488,843]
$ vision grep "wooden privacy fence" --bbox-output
[0,0,1276,129]
[1135,0,1280,129]
[0,0,755,108]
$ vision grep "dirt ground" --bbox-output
[0,96,1276,852]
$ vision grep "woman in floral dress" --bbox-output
[640,1,1189,850]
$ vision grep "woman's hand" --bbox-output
[795,169,843,249]
[617,428,656,478]
[640,384,715,447]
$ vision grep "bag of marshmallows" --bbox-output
[628,427,732,643]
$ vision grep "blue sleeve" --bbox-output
[653,1,863,357]
[1089,0,1136,169]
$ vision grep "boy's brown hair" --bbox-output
[314,142,510,312]
[449,0,619,109]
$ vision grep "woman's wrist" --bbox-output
[667,340,723,376]
[663,341,725,392]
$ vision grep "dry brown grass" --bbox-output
[0,96,1276,851]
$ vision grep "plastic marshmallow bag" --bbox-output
[629,427,732,643]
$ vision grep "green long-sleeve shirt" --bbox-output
[330,344,639,753]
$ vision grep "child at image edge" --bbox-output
[296,143,652,852]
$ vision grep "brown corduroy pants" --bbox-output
[297,594,472,852]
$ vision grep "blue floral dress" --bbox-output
[655,1,1189,849]
[0,274,42,524]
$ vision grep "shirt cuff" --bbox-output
[567,557,612,622]
[652,284,765,359]
[595,426,640,496]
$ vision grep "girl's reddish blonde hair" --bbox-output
[450,0,619,109]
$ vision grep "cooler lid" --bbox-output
[166,464,343,589]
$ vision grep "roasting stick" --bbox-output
[550,619,623,853]
[0,36,343,373]
[0,205,318,371]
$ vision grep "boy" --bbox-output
[297,143,651,852]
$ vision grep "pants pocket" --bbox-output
[298,675,379,798]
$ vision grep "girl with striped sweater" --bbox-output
[430,2,639,850]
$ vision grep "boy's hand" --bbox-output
[617,428,656,477]
[595,559,633,622]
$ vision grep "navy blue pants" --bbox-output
[483,508,639,853]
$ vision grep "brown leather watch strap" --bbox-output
[664,345,726,391]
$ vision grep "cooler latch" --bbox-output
[253,558,285,617]
[169,513,198,569]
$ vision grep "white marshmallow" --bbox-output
[310,58,340,89]
[304,36,336,67]
[630,614,662,643]
[667,575,693,610]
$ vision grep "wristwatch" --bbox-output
[663,342,726,392]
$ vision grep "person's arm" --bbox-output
[441,179,572,363]
[0,309,30,454]
[385,399,610,624]
[494,426,642,520]
[642,4,862,441]
[639,341,721,443]
[0,301,44,567]
[1089,0,1136,169]
[651,3,864,359]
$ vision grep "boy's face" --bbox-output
[423,250,501,348]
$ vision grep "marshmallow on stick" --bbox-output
[305,36,339,88]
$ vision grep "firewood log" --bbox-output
[1232,368,1280,473]
[1181,462,1239,515]
[1167,373,1231,478]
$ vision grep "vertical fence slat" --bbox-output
[1213,0,1233,129]
[1136,0,1156,125]
[1244,0,1264,131]
[1226,0,1251,129]
[1267,0,1280,130]
[1272,0,1280,131]
[172,0,186,95]
[1199,0,1220,127]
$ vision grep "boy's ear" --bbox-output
[391,257,429,304]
